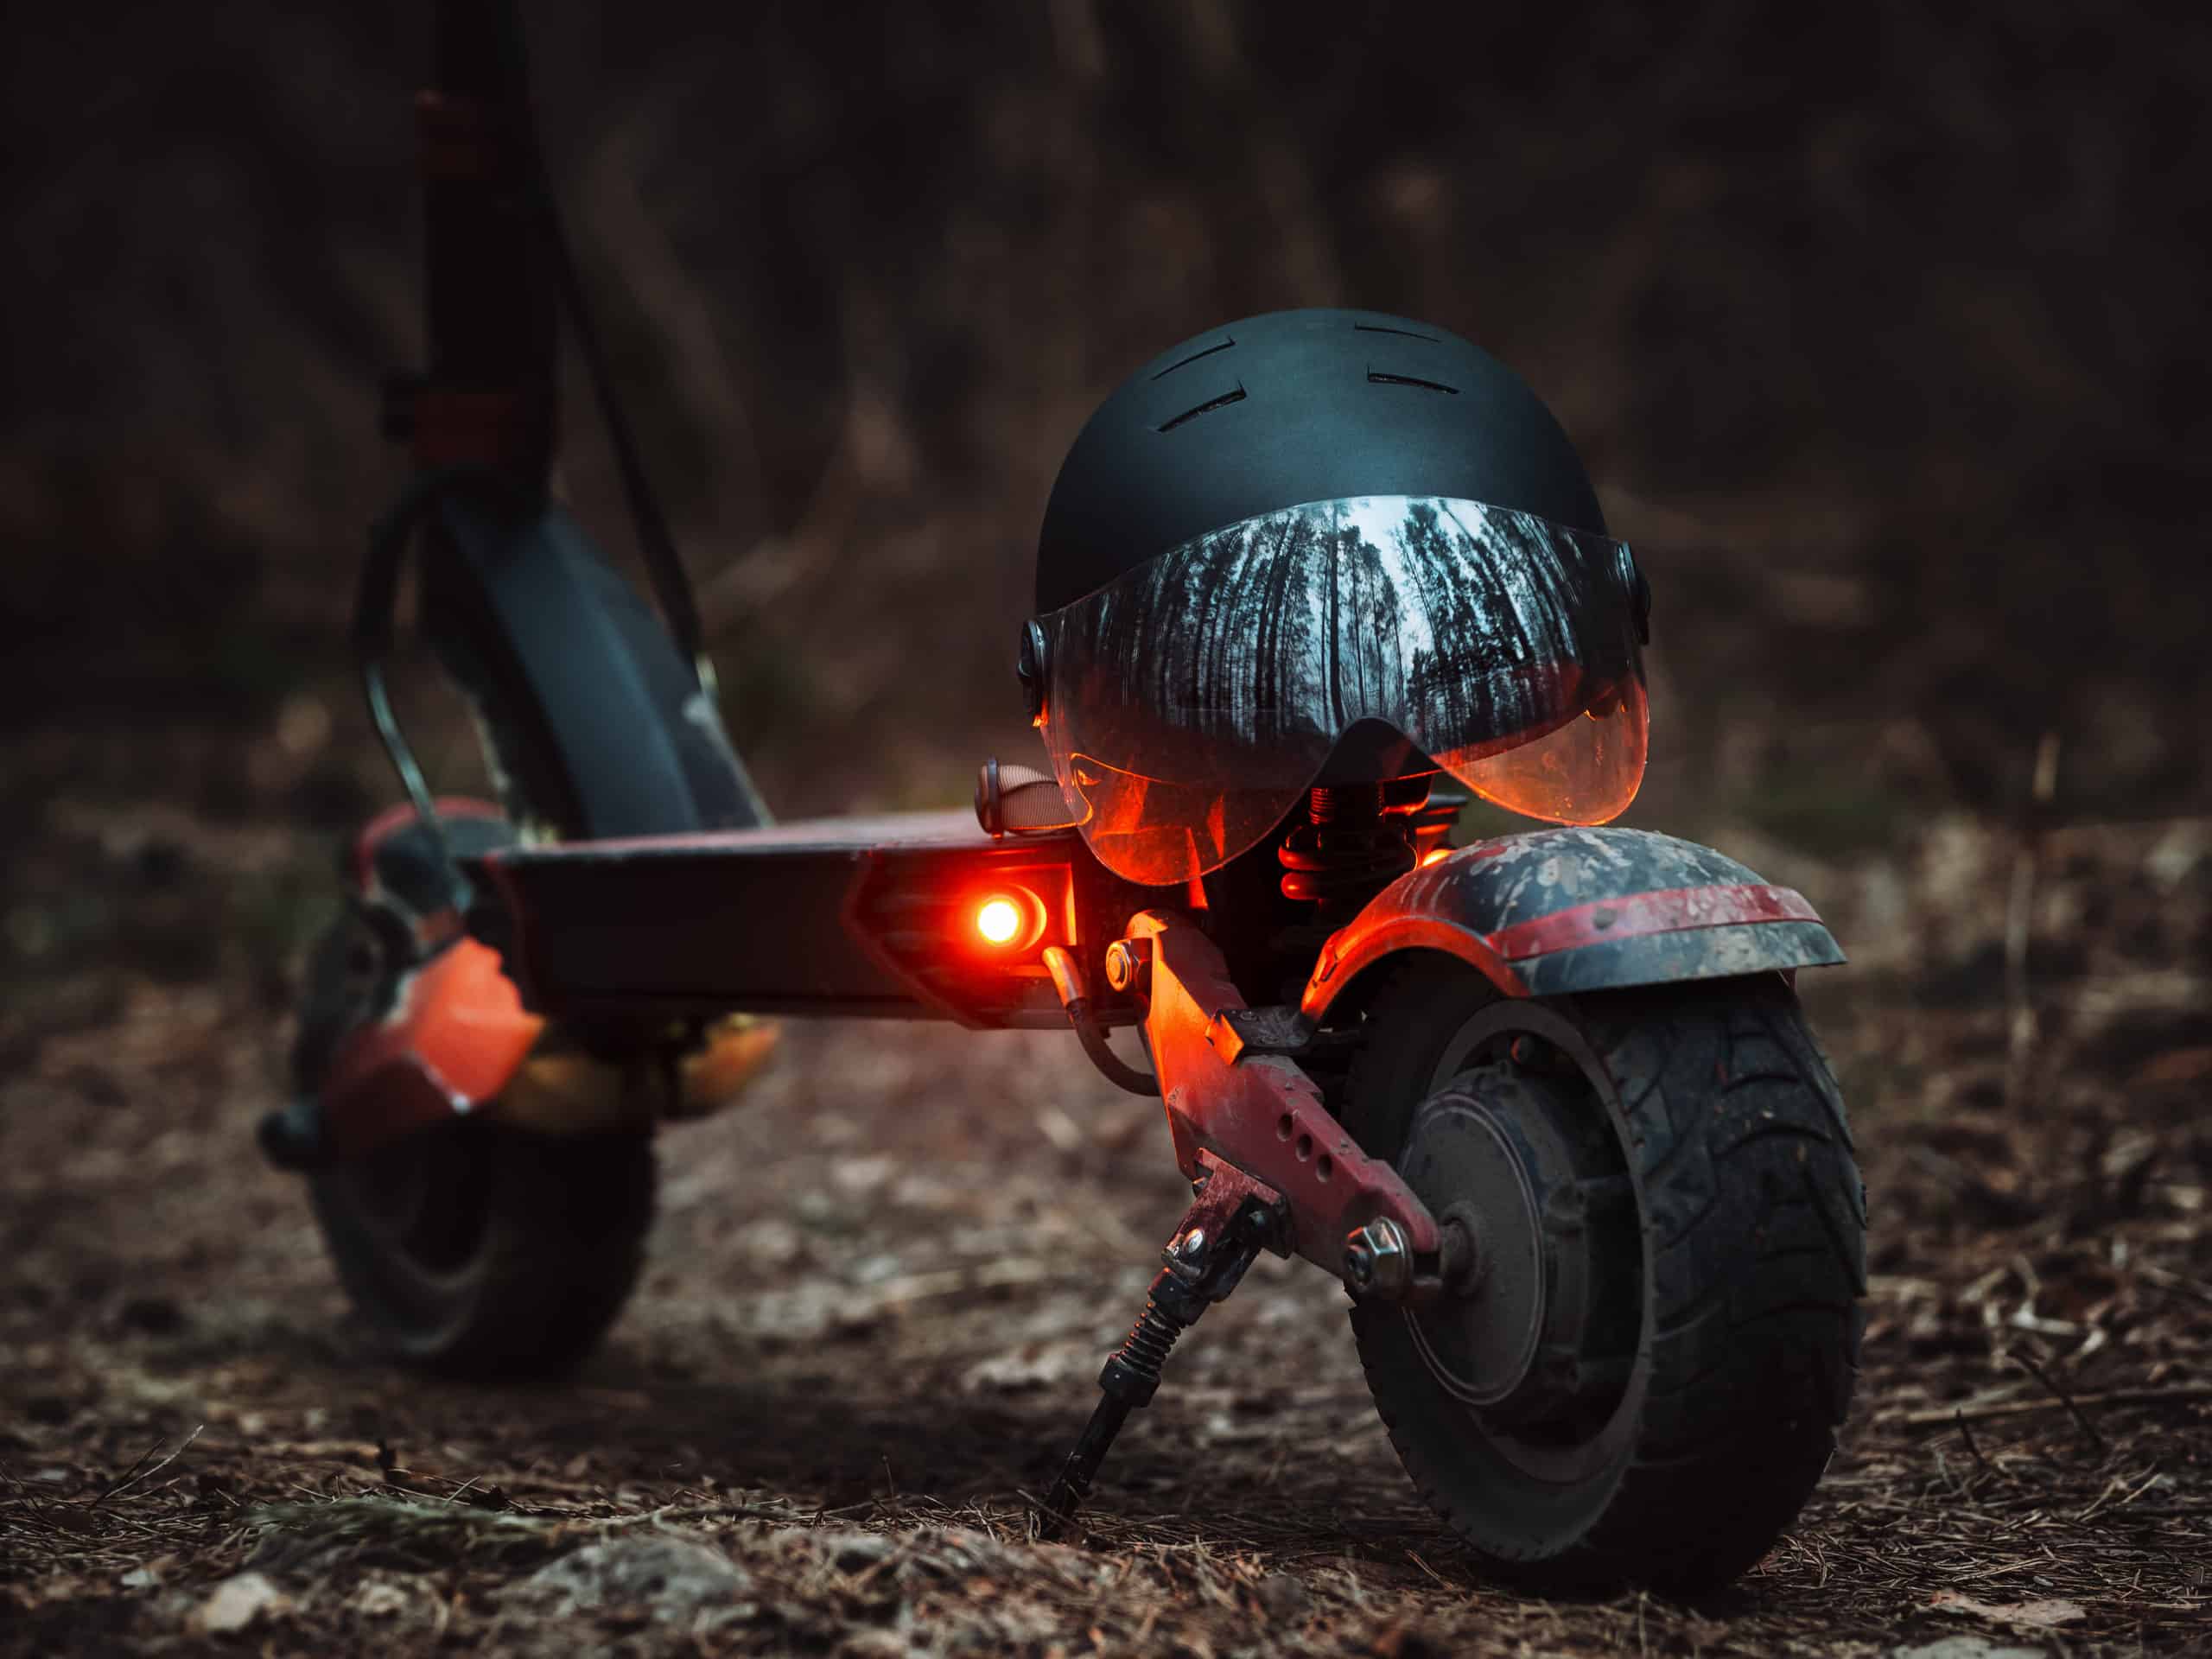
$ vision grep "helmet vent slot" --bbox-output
[1155,385,1248,433]
[1150,334,1236,379]
[1367,371,1459,395]
[1352,321,1440,341]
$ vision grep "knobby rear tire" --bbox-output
[1343,962,1866,1593]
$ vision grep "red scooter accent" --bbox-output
[318,938,545,1158]
[1483,881,1820,961]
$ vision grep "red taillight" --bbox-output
[973,887,1046,950]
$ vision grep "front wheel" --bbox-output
[1342,961,1866,1593]
[308,1117,655,1377]
[293,894,657,1379]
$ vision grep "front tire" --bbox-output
[1343,960,1866,1593]
[293,893,656,1380]
[308,1118,654,1377]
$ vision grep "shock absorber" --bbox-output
[1277,781,1424,914]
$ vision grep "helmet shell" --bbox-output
[1037,308,1605,614]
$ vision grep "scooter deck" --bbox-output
[479,809,1152,1029]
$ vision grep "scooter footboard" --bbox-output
[480,811,1153,1029]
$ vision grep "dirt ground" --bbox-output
[3,785,2208,1657]
[6,7,2211,1652]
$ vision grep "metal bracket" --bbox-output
[1123,911,1443,1298]
[1204,1004,1315,1065]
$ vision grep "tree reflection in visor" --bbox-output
[1033,496,1649,886]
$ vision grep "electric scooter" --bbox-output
[261,2,1866,1593]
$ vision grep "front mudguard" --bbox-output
[270,804,776,1170]
[1302,826,1844,1019]
[421,493,770,841]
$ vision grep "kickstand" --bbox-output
[1036,1153,1287,1537]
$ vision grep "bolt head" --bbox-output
[1103,938,1150,995]
[1343,1218,1412,1297]
[1343,1241,1376,1287]
[1103,942,1129,990]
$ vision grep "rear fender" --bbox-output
[1302,826,1844,1020]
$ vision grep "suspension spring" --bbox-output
[1100,1290,1186,1408]
[1278,783,1420,906]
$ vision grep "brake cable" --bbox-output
[1043,946,1160,1098]
[353,463,516,910]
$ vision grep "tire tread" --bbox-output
[1345,967,1865,1593]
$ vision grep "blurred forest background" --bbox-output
[4,3,2210,1653]
[7,0,2209,868]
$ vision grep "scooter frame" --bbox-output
[277,0,1852,1538]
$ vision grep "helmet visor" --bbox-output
[1036,496,1648,885]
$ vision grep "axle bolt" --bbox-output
[1103,938,1151,996]
[1439,1211,1485,1291]
[1343,1217,1413,1298]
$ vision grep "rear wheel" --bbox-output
[1342,959,1865,1592]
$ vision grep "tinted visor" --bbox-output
[1036,496,1648,885]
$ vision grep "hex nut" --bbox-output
[1103,939,1150,995]
[1342,1218,1412,1297]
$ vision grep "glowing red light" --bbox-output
[976,897,1024,944]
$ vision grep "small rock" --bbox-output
[348,1580,413,1619]
[193,1572,289,1634]
[961,1344,1089,1393]
[731,1216,806,1267]
[510,1535,751,1623]
[840,1631,912,1659]
[1929,1590,2085,1630]
[1892,1639,2046,1659]
[1372,1626,1447,1659]
[825,1530,895,1572]
[1255,1572,1310,1621]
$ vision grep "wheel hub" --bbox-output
[1396,1064,1632,1426]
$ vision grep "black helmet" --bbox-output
[1025,308,1651,887]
